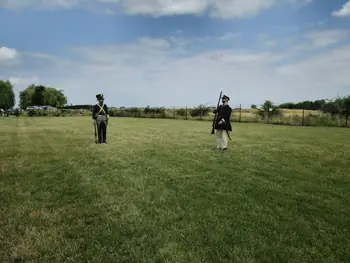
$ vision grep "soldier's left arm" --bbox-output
[104,104,109,118]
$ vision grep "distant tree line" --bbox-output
[1,78,350,126]
[278,100,326,110]
[277,97,350,117]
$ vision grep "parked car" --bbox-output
[43,106,57,110]
[26,106,40,110]
[26,106,57,110]
[7,108,21,116]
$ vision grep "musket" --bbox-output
[93,119,97,144]
[211,91,223,134]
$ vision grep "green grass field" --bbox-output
[1,117,349,263]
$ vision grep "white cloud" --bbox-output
[103,7,116,15]
[121,0,207,16]
[119,0,277,18]
[332,0,350,17]
[0,46,21,67]
[8,76,40,86]
[119,0,277,19]
[0,0,314,18]
[4,31,348,108]
[303,29,349,48]
[219,32,241,41]
[287,0,313,6]
[210,0,276,19]
[276,44,350,95]
[0,0,81,9]
[5,76,40,106]
[0,46,20,61]
[137,37,171,49]
[164,33,240,47]
[256,29,348,52]
[257,34,278,47]
[289,29,349,53]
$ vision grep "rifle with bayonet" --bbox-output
[211,91,222,134]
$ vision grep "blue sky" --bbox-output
[1,0,350,108]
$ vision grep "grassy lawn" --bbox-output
[1,117,349,263]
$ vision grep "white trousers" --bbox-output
[216,129,229,148]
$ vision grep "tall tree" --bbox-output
[32,85,45,106]
[344,97,350,127]
[19,84,67,109]
[333,96,350,127]
[255,100,280,119]
[44,88,67,108]
[0,80,15,110]
[262,100,273,112]
[19,85,35,109]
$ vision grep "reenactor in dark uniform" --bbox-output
[214,95,232,150]
[92,94,109,144]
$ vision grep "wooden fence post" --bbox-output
[302,108,305,126]
[239,104,242,122]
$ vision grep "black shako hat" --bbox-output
[222,95,230,101]
[96,94,104,100]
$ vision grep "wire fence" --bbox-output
[104,106,349,128]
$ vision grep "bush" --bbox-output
[176,108,187,116]
[27,109,36,117]
[190,104,210,118]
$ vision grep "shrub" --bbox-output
[190,104,210,118]
[27,109,36,117]
[176,108,187,116]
